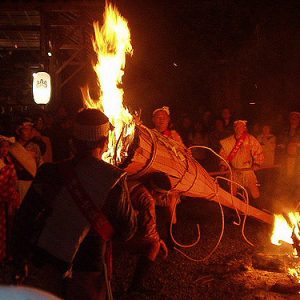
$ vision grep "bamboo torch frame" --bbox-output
[119,124,274,225]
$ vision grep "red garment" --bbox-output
[0,156,19,262]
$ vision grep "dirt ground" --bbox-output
[113,172,300,300]
[1,171,299,300]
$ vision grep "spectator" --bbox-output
[201,109,214,134]
[208,118,228,171]
[257,124,276,167]
[209,119,227,153]
[283,111,300,179]
[177,113,193,147]
[0,135,19,264]
[188,120,209,167]
[152,106,184,248]
[221,107,234,137]
[32,115,53,163]
[152,106,184,145]
[9,118,42,203]
[250,121,261,138]
[42,112,55,137]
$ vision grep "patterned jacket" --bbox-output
[220,134,264,169]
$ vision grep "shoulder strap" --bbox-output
[227,132,248,163]
[58,161,114,241]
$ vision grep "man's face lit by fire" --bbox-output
[152,110,170,133]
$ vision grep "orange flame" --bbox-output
[271,214,294,246]
[82,2,135,164]
[271,212,300,282]
[271,213,300,248]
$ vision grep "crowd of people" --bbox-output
[0,103,299,299]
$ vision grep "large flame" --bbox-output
[82,2,135,164]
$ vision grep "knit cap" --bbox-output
[73,108,111,142]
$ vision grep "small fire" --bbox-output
[271,214,294,246]
[82,2,135,164]
[271,212,300,283]
[271,213,300,251]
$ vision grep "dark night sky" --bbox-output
[103,0,300,125]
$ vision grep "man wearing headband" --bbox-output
[152,106,184,145]
[152,106,184,248]
[12,108,137,299]
[219,120,264,201]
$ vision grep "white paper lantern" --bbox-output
[33,72,51,104]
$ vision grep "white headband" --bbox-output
[153,106,170,116]
[234,120,247,126]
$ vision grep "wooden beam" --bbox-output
[0,1,104,12]
[61,64,84,88]
[55,49,82,74]
[0,25,40,31]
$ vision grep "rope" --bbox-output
[189,145,241,224]
[189,145,234,192]
[170,145,254,262]
[169,195,201,248]
[215,176,254,247]
[172,169,225,261]
[175,156,199,195]
[173,200,225,262]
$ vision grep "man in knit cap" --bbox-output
[219,120,264,201]
[12,108,137,299]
